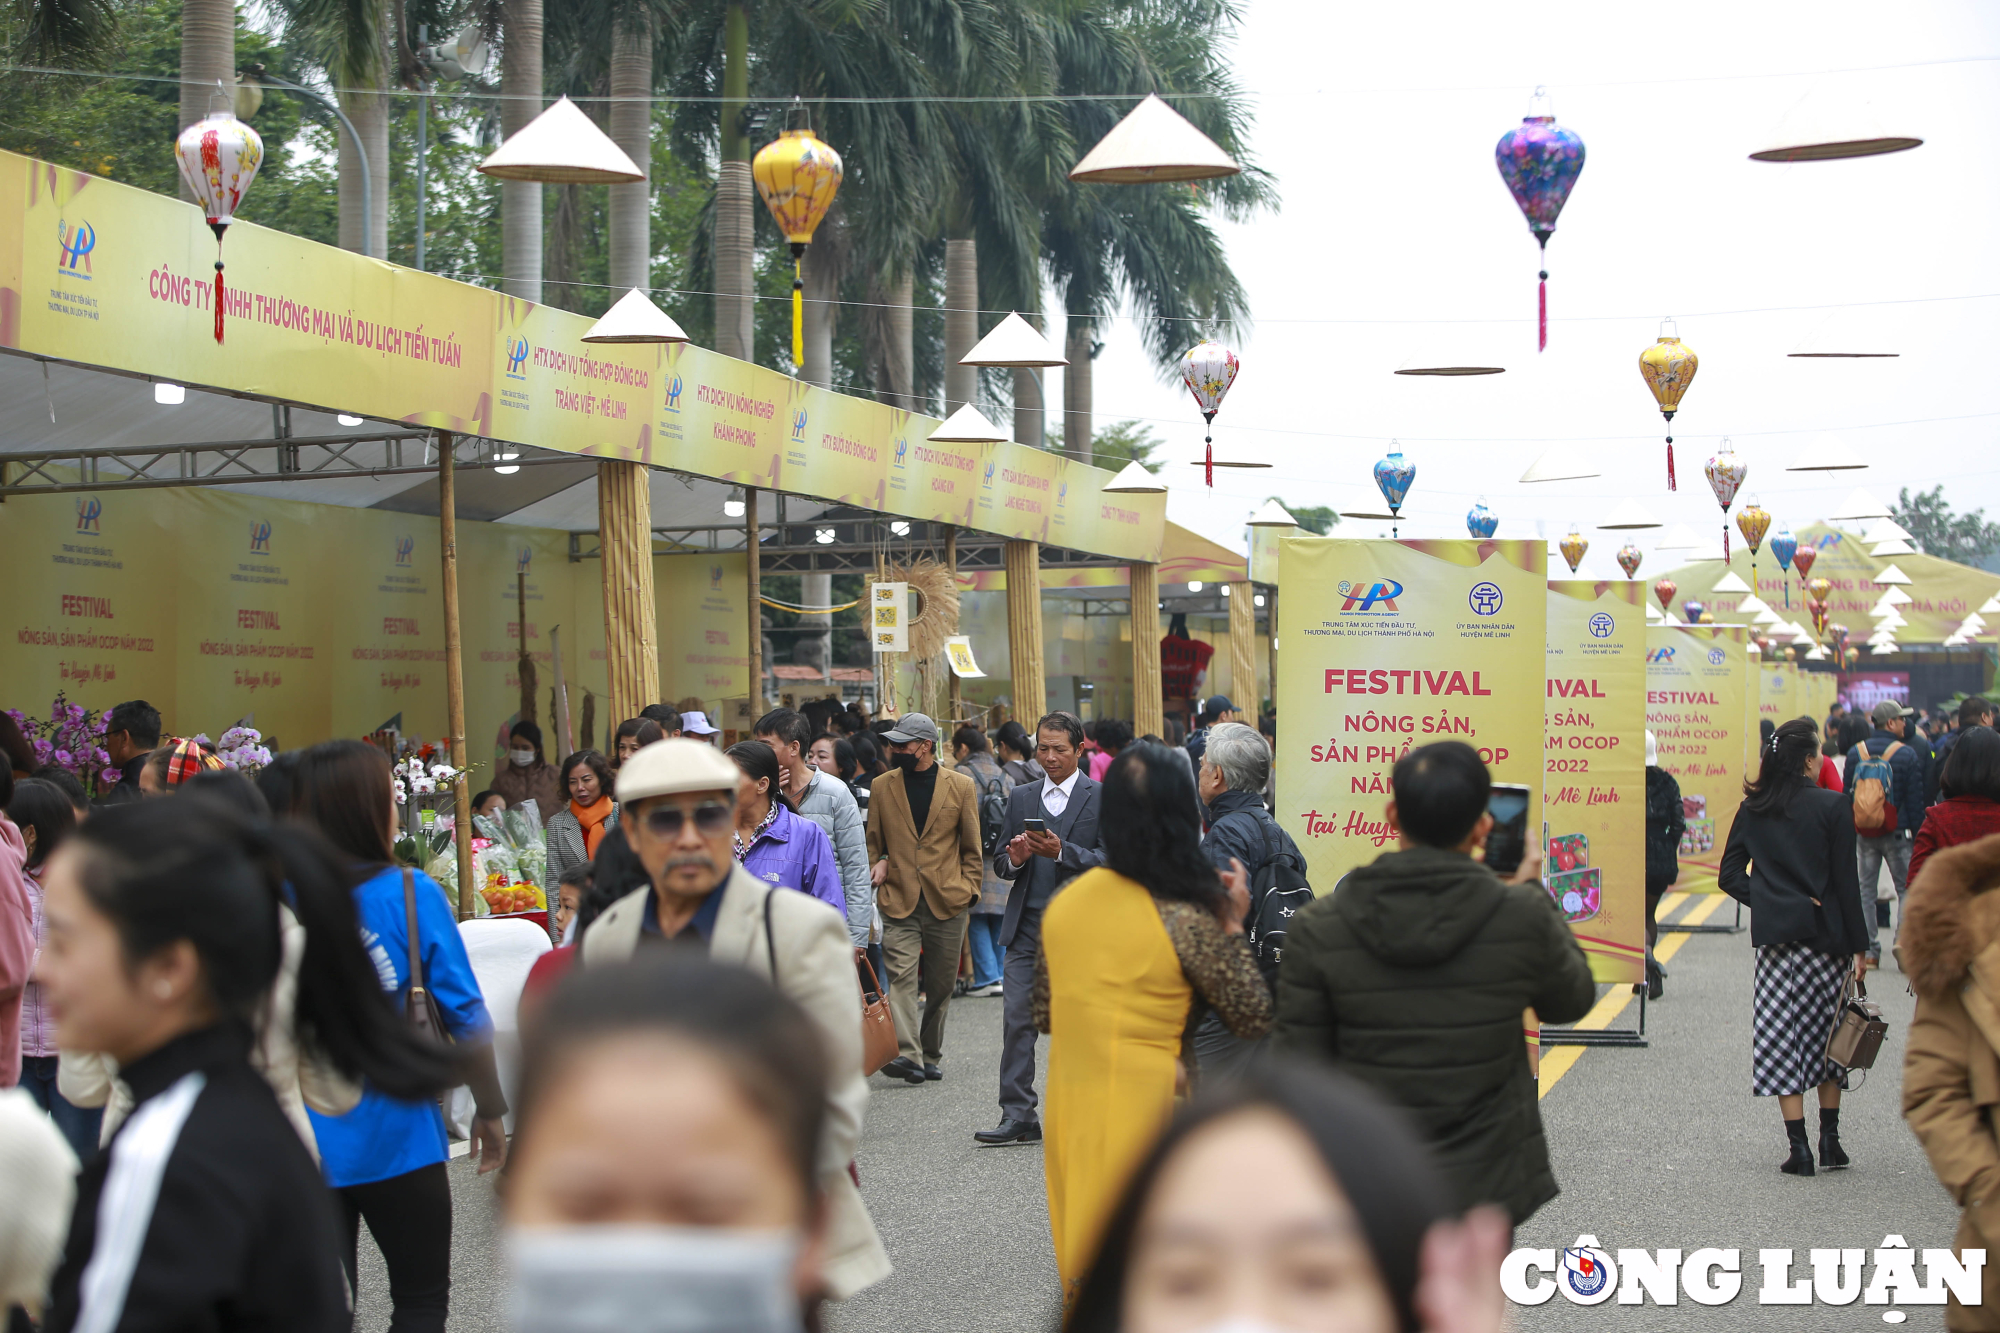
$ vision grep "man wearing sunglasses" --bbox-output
[579,738,892,1300]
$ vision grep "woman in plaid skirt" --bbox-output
[1720,717,1870,1176]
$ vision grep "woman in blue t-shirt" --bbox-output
[292,740,508,1333]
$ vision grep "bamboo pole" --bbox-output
[1265,587,1279,724]
[746,487,763,715]
[438,432,473,920]
[1228,581,1257,713]
[1004,540,1046,724]
[598,460,659,725]
[945,526,963,728]
[1131,562,1163,739]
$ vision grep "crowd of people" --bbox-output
[8,682,2000,1329]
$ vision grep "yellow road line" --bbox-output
[1537,892,1731,1098]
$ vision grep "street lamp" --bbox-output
[413,26,492,271]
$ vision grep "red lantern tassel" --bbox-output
[213,262,225,344]
[1538,271,1547,352]
[1204,437,1213,488]
[1724,528,1731,562]
[1666,441,1676,491]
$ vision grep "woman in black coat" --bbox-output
[1719,717,1869,1178]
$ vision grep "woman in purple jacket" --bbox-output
[727,741,845,919]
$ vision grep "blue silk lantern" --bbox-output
[1682,600,1706,624]
[1374,446,1415,520]
[1466,498,1497,539]
[1769,527,1798,608]
[1495,87,1585,351]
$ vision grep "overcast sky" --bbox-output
[1045,0,2000,581]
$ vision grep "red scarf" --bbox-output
[570,796,615,857]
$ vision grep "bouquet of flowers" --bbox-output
[393,754,470,804]
[6,693,119,794]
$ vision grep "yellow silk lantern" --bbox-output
[1638,318,1698,491]
[752,121,844,371]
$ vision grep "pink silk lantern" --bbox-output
[173,107,263,344]
[1182,339,1240,488]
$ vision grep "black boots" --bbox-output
[1781,1118,1816,1176]
[1820,1107,1850,1170]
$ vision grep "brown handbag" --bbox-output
[403,869,451,1047]
[855,947,899,1076]
[1826,973,1888,1078]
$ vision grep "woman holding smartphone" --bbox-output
[1719,717,1869,1176]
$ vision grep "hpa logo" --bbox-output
[1337,579,1404,613]
[57,219,96,275]
[75,497,102,533]
[248,521,272,554]
[1588,612,1615,639]
[792,409,809,442]
[666,375,684,410]
[516,548,532,575]
[1647,646,1676,664]
[709,564,725,590]
[893,435,908,468]
[395,534,415,567]
[1468,582,1505,616]
[1057,479,1068,508]
[982,460,996,489]
[504,336,530,380]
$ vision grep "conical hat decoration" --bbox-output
[479,96,645,183]
[960,312,1067,368]
[1068,93,1240,184]
[582,288,690,344]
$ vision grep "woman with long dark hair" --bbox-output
[7,778,97,1159]
[1066,1064,1507,1333]
[503,956,834,1325]
[1034,742,1271,1295]
[36,797,460,1332]
[545,749,618,883]
[1910,725,2000,889]
[994,719,1043,787]
[291,739,509,1333]
[726,741,845,919]
[1719,717,1868,1176]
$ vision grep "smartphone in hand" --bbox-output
[1024,816,1047,835]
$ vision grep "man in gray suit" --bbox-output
[975,711,1104,1145]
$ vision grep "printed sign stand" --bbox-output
[1647,623,1749,936]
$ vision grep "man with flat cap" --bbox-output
[582,738,890,1298]
[865,713,984,1085]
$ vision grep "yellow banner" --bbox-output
[1759,659,1803,728]
[0,149,1165,563]
[1277,538,1547,892]
[1646,624,1750,885]
[1546,580,1647,983]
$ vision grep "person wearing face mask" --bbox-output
[1065,1063,1509,1333]
[504,955,831,1332]
[864,714,985,1086]
[493,720,563,820]
[578,739,891,1299]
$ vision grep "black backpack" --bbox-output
[973,764,1009,857]
[1242,816,1313,986]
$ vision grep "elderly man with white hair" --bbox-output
[580,738,891,1299]
[1192,721,1303,1080]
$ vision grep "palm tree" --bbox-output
[500,0,544,300]
[179,0,235,208]
[269,0,390,258]
[605,3,652,296]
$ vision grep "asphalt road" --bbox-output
[354,893,1960,1331]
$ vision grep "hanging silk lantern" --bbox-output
[1638,319,1698,490]
[1808,575,1831,605]
[1374,446,1415,537]
[1616,542,1642,580]
[1698,610,1715,625]
[752,115,844,372]
[1844,645,1861,666]
[1769,527,1798,609]
[1182,340,1241,487]
[1654,578,1678,614]
[1792,542,1819,591]
[1807,597,1830,636]
[1558,523,1588,574]
[172,96,263,344]
[1683,599,1706,623]
[1494,87,1585,352]
[1466,498,1498,539]
[1703,439,1748,560]
[1736,497,1772,601]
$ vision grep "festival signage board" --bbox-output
[0,150,1166,563]
[1277,537,1547,892]
[1546,580,1647,983]
[1760,659,1802,728]
[1645,623,1750,886]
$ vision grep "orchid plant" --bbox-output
[6,693,120,794]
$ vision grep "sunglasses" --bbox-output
[640,801,734,838]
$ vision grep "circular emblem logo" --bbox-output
[1559,1244,1617,1305]
[1337,580,1354,596]
[1468,582,1504,616]
[1708,648,1727,665]
[1588,612,1615,639]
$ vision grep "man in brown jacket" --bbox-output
[1902,831,2000,1329]
[866,713,984,1084]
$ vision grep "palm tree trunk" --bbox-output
[802,204,844,388]
[178,0,234,203]
[866,270,915,410]
[337,35,389,259]
[944,238,977,414]
[1013,312,1043,448]
[501,0,544,302]
[714,1,753,360]
[606,11,652,294]
[1064,319,1093,464]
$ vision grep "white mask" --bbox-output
[508,1226,800,1333]
[510,747,536,767]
